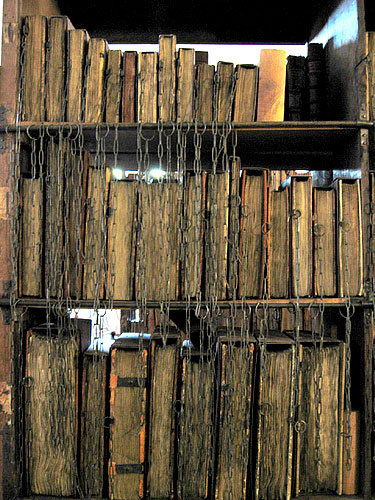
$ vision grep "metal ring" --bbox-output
[339,219,352,233]
[294,420,307,434]
[291,208,301,220]
[259,402,272,416]
[313,223,326,237]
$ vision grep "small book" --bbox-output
[21,15,47,121]
[138,52,158,123]
[216,62,234,122]
[256,49,287,121]
[232,64,258,123]
[159,35,176,122]
[177,48,195,122]
[122,51,137,123]
[195,63,215,122]
[84,38,108,123]
[285,55,307,121]
[66,29,89,122]
[46,16,68,121]
[105,49,122,123]
[307,43,325,120]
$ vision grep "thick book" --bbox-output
[232,64,258,123]
[205,172,230,300]
[307,43,325,120]
[195,63,214,122]
[334,178,363,297]
[107,179,137,300]
[148,337,179,499]
[84,38,108,123]
[285,55,307,121]
[238,169,267,298]
[105,49,122,123]
[177,48,195,122]
[66,29,89,122]
[136,181,181,301]
[177,346,213,499]
[227,158,241,298]
[80,349,108,497]
[21,15,47,121]
[109,337,149,499]
[215,338,255,500]
[313,187,337,297]
[268,187,289,298]
[138,52,158,123]
[122,51,137,123]
[257,49,287,121]
[159,35,176,122]
[19,177,43,297]
[216,62,234,122]
[295,340,345,495]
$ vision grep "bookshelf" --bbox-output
[1,0,375,499]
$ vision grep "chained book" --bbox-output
[105,49,122,123]
[159,35,176,122]
[84,38,108,122]
[232,64,258,123]
[122,51,138,122]
[177,48,195,122]
[138,52,158,123]
[67,29,89,122]
[216,61,234,122]
[195,62,215,122]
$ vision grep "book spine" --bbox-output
[122,51,137,123]
[46,16,67,122]
[307,43,325,120]
[177,48,195,122]
[105,49,122,123]
[159,35,176,122]
[195,63,214,122]
[84,38,108,122]
[66,29,88,122]
[138,52,158,123]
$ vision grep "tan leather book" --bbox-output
[105,49,122,123]
[66,29,89,122]
[216,61,234,122]
[195,63,214,122]
[84,38,108,122]
[177,48,195,122]
[342,410,360,495]
[232,64,258,123]
[21,15,47,121]
[159,35,176,122]
[138,52,158,123]
[227,158,241,298]
[122,51,137,123]
[257,49,287,121]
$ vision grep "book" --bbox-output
[307,43,325,120]
[107,179,137,300]
[216,62,234,122]
[19,177,43,297]
[66,29,89,122]
[136,181,181,301]
[196,51,209,64]
[205,172,230,300]
[195,63,215,122]
[181,172,206,298]
[177,346,213,499]
[122,51,137,123]
[295,340,345,495]
[256,49,287,121]
[227,158,241,298]
[46,16,68,121]
[177,48,195,122]
[215,338,255,500]
[342,410,360,494]
[313,187,336,297]
[80,349,108,497]
[232,64,258,123]
[239,169,267,298]
[334,178,363,296]
[285,55,307,121]
[105,49,122,123]
[268,187,289,298]
[21,15,47,121]
[109,336,148,499]
[289,174,313,297]
[138,52,158,123]
[159,35,176,122]
[84,38,108,123]
[148,337,179,499]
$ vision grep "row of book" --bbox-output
[20,15,325,124]
[24,324,359,499]
[19,149,364,300]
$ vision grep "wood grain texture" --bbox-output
[159,35,176,122]
[232,64,258,123]
[105,49,122,123]
[46,16,67,121]
[195,63,214,122]
[122,51,137,123]
[257,49,287,121]
[177,48,195,122]
[138,52,158,123]
[84,38,107,123]
[216,62,234,122]
[66,29,88,122]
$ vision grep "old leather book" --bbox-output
[177,48,195,122]
[257,48,287,121]
[232,64,258,123]
[66,28,89,122]
[159,35,176,122]
[138,52,158,123]
[122,51,138,123]
[105,49,122,123]
[84,38,108,122]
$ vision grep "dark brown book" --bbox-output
[285,55,307,121]
[105,49,122,123]
[313,187,337,297]
[84,38,108,123]
[19,177,43,297]
[205,172,230,299]
[107,179,137,300]
[232,64,258,123]
[148,339,179,499]
[334,178,363,297]
[66,29,89,122]
[138,52,158,123]
[122,51,137,123]
[46,16,67,122]
[268,187,289,298]
[257,49,287,121]
[239,169,267,298]
[159,35,176,122]
[177,48,195,122]
[21,15,47,121]
[109,337,148,499]
[216,62,234,122]
[215,340,255,500]
[195,63,214,122]
[307,43,325,120]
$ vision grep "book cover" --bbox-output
[105,49,122,123]
[257,49,287,121]
[285,55,307,121]
[159,35,176,122]
[84,38,108,122]
[66,29,89,122]
[195,63,214,122]
[232,64,258,123]
[216,62,234,122]
[177,48,195,122]
[138,52,158,123]
[122,51,137,123]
